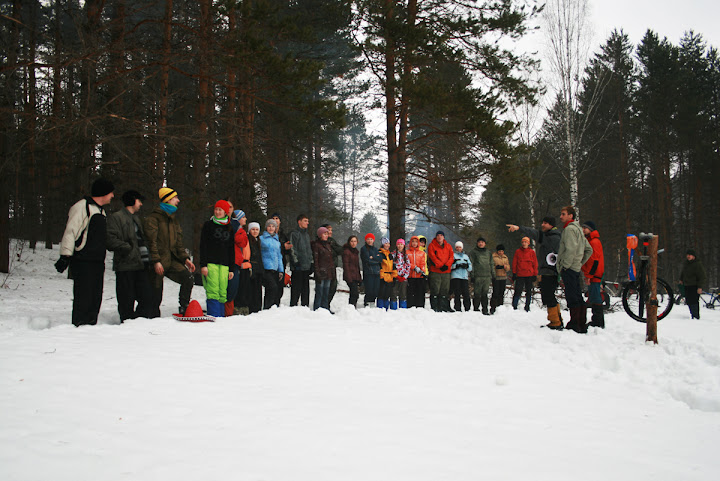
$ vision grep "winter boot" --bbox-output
[376,298,384,309]
[473,299,481,312]
[390,301,398,310]
[206,299,225,317]
[689,303,700,319]
[512,296,519,310]
[399,300,408,309]
[545,305,563,330]
[224,300,235,317]
[430,296,439,312]
[588,304,605,328]
[442,297,454,312]
[489,297,497,315]
[566,307,587,333]
[480,296,489,315]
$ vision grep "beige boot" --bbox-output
[546,305,563,330]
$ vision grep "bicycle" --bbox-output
[700,288,720,309]
[621,233,675,322]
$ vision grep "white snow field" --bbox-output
[1,242,719,481]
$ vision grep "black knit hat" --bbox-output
[686,248,697,257]
[476,236,486,243]
[542,215,556,227]
[121,190,145,207]
[270,212,281,220]
[496,244,505,251]
[581,220,596,231]
[91,178,114,197]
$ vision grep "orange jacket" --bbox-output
[407,237,427,278]
[427,238,454,274]
[582,230,604,282]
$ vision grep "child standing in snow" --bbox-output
[199,200,235,317]
[393,239,410,309]
[511,236,538,312]
[377,237,397,309]
[451,241,472,312]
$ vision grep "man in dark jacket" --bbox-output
[106,190,152,321]
[143,187,196,317]
[508,216,562,328]
[289,214,313,307]
[55,178,115,326]
[360,233,381,307]
[468,237,493,314]
[322,223,344,305]
[680,249,706,319]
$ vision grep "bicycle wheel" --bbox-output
[622,277,674,322]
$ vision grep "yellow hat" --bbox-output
[159,187,177,202]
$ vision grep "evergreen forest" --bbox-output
[1,0,717,287]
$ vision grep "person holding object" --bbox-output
[490,245,511,314]
[143,187,196,317]
[679,248,706,319]
[507,217,562,328]
[557,206,593,333]
[106,189,152,322]
[56,178,115,326]
[427,231,454,312]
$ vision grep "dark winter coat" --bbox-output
[518,225,561,276]
[248,234,265,279]
[469,246,494,279]
[342,245,362,283]
[106,208,146,271]
[360,243,381,275]
[681,257,706,288]
[199,219,235,268]
[289,227,312,271]
[312,238,337,281]
[143,206,190,268]
[328,236,344,267]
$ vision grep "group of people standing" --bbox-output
[55,180,706,331]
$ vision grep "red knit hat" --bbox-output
[365,233,375,242]
[215,200,231,216]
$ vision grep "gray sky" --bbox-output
[590,0,719,49]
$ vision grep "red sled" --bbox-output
[172,300,215,322]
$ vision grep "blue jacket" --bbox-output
[260,231,284,272]
[360,243,381,275]
[451,252,472,280]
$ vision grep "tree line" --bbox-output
[479,29,719,288]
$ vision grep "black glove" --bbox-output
[440,265,448,272]
[55,256,70,273]
[495,265,503,270]
[459,262,469,269]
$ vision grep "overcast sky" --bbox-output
[590,0,719,49]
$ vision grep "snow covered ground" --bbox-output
[1,242,719,481]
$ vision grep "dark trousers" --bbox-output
[148,261,194,317]
[233,268,251,308]
[347,281,360,306]
[290,269,311,307]
[248,274,263,313]
[407,277,426,308]
[491,279,506,308]
[116,269,153,321]
[328,277,338,304]
[378,279,394,302]
[540,274,559,308]
[263,270,281,309]
[685,285,700,318]
[512,276,534,309]
[71,260,105,326]
[363,272,380,305]
[451,278,471,311]
[561,268,583,309]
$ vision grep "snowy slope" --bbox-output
[1,242,719,481]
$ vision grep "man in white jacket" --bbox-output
[55,178,115,326]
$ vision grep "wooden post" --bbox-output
[646,234,659,344]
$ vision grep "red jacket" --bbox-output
[234,227,251,270]
[512,247,538,277]
[582,230,604,283]
[427,238,454,274]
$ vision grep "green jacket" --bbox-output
[106,208,145,272]
[469,246,494,279]
[143,206,190,268]
[557,220,592,272]
[680,257,706,288]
